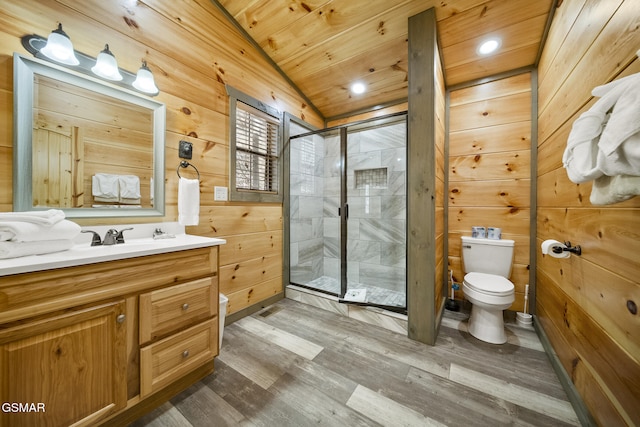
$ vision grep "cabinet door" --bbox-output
[0,300,127,427]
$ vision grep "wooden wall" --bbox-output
[536,0,640,425]
[448,73,532,312]
[0,0,323,317]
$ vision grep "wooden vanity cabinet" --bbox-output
[0,246,219,427]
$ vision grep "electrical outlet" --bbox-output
[214,186,228,201]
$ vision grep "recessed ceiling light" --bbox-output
[477,38,501,56]
[351,82,366,94]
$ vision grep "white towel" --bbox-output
[563,72,640,183]
[0,219,81,242]
[0,239,74,259]
[0,209,65,226]
[594,73,640,156]
[92,173,120,202]
[118,175,141,203]
[178,177,200,226]
[590,174,640,205]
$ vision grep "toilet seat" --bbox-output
[463,272,514,296]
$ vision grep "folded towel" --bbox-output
[0,209,65,226]
[0,219,81,242]
[92,173,120,202]
[118,175,141,200]
[178,177,200,226]
[590,174,640,205]
[0,239,74,259]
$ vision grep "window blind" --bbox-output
[235,102,280,193]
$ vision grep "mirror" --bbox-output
[13,53,165,218]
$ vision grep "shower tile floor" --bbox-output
[301,275,406,308]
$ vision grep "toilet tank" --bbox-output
[461,236,515,278]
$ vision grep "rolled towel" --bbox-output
[0,219,82,242]
[0,209,65,226]
[0,239,74,259]
[178,177,200,226]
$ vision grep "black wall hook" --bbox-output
[552,241,582,256]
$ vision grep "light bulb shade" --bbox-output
[91,44,123,81]
[40,23,79,65]
[132,61,158,94]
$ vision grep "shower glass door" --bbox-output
[288,114,407,312]
[344,116,407,310]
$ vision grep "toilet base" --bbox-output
[468,304,508,344]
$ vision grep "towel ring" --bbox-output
[177,161,200,179]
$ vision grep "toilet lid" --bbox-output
[464,272,514,296]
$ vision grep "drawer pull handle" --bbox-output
[182,350,190,358]
[182,303,189,311]
[116,314,126,323]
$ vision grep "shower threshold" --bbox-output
[292,275,406,312]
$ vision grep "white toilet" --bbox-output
[461,236,515,344]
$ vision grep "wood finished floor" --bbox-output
[130,298,580,427]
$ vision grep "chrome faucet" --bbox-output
[102,229,119,246]
[81,227,133,246]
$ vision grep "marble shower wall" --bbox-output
[289,125,332,284]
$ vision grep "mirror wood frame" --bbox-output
[13,53,166,218]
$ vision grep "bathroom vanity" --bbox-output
[0,234,225,427]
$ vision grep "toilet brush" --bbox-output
[516,284,533,326]
[445,270,460,311]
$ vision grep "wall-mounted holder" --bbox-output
[177,161,199,179]
[178,140,193,160]
[552,241,582,256]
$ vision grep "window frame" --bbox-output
[227,85,283,203]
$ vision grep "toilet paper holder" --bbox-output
[552,241,582,256]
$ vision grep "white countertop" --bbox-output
[0,222,225,277]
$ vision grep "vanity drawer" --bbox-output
[140,318,217,397]
[139,277,217,344]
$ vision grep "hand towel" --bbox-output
[0,239,74,259]
[0,209,65,226]
[92,173,120,202]
[590,174,640,205]
[118,175,141,204]
[178,177,200,226]
[0,219,82,242]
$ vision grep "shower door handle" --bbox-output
[338,204,349,219]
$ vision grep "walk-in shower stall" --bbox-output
[287,114,407,312]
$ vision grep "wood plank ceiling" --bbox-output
[215,0,554,120]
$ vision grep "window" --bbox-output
[227,86,282,202]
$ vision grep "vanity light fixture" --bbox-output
[477,37,501,56]
[132,60,159,95]
[91,44,123,81]
[21,27,160,96]
[351,82,366,95]
[39,23,79,66]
